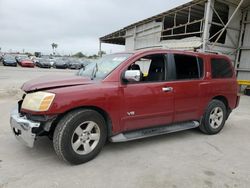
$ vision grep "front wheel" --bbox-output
[53,109,107,164]
[199,99,227,135]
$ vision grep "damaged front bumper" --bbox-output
[10,107,40,148]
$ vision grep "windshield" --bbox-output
[41,59,49,63]
[77,53,132,80]
[18,55,28,59]
[4,56,15,61]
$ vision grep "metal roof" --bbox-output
[100,0,250,44]
[100,0,204,44]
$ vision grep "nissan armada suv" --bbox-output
[10,49,240,164]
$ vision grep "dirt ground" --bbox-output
[0,66,250,188]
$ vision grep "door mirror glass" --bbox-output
[123,70,141,82]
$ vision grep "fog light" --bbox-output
[13,128,21,136]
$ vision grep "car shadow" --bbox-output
[104,128,201,151]
[24,128,202,165]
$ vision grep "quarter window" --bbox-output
[173,54,203,80]
[211,58,233,78]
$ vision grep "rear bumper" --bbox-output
[55,65,67,69]
[39,65,51,68]
[10,107,40,148]
[69,64,81,69]
[21,63,35,67]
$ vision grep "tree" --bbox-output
[73,52,87,58]
[88,54,99,59]
[51,43,58,55]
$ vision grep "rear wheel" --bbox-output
[53,109,107,164]
[199,99,227,135]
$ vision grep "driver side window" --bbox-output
[127,54,166,82]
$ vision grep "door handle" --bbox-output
[162,87,173,92]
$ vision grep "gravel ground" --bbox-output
[0,66,250,188]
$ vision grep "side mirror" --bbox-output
[123,70,141,82]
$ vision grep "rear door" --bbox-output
[168,53,204,122]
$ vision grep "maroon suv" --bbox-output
[10,49,240,164]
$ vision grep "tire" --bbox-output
[199,99,227,135]
[53,109,107,164]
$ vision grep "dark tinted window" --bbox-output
[211,58,233,78]
[174,54,203,80]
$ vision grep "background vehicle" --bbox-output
[49,58,56,67]
[15,55,29,64]
[0,54,3,62]
[10,49,239,164]
[35,58,51,68]
[53,59,68,69]
[68,58,83,69]
[2,55,17,66]
[19,58,35,68]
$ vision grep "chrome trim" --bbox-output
[110,121,199,143]
[10,107,40,148]
[124,70,141,82]
[162,87,173,92]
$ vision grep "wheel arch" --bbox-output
[200,95,230,122]
[50,106,113,137]
[211,95,232,119]
[212,95,229,110]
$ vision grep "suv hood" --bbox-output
[22,75,92,92]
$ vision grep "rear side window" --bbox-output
[211,58,233,78]
[174,54,203,80]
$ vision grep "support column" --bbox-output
[202,0,213,52]
[133,26,137,50]
[98,40,102,57]
[235,11,247,69]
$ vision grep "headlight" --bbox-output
[21,91,55,112]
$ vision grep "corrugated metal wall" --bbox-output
[125,21,162,51]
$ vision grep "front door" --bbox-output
[120,54,174,131]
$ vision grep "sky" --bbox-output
[0,0,190,55]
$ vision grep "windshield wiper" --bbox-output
[91,63,98,80]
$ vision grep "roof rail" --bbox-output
[135,45,163,50]
[197,49,223,55]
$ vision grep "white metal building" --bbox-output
[100,0,250,80]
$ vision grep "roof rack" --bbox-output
[196,49,222,55]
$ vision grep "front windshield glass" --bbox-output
[5,56,15,61]
[18,55,28,59]
[78,53,132,80]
